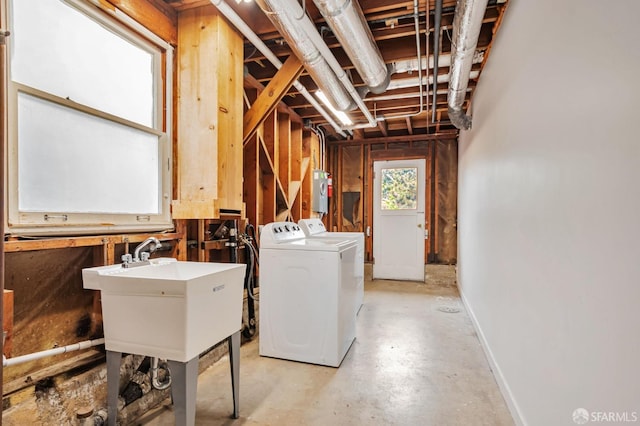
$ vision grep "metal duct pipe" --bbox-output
[447,0,489,130]
[255,0,356,112]
[256,0,377,127]
[209,0,347,137]
[313,0,389,94]
[432,0,443,123]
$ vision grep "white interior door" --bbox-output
[373,159,426,281]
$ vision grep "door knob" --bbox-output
[417,223,422,228]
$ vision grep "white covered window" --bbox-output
[5,0,173,235]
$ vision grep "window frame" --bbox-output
[4,0,174,236]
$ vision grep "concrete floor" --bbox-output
[138,266,513,426]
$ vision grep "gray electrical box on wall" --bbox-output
[312,170,329,213]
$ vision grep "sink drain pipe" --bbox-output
[3,338,105,367]
[150,357,171,390]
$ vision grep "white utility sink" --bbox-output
[83,258,246,362]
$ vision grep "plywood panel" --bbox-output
[173,5,243,218]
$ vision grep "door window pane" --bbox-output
[380,167,418,210]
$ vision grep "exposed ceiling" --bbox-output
[162,0,509,140]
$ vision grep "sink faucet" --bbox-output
[121,237,163,268]
[134,237,162,262]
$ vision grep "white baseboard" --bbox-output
[458,288,527,426]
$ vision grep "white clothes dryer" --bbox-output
[298,218,365,314]
[259,221,357,367]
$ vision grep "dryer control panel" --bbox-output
[298,218,327,236]
[260,221,306,245]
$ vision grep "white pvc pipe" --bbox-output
[386,70,480,91]
[209,0,347,137]
[3,338,105,367]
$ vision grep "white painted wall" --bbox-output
[458,1,640,425]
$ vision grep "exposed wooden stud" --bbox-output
[244,136,260,227]
[3,290,14,357]
[263,112,278,174]
[278,113,291,196]
[432,140,439,261]
[172,220,189,260]
[336,147,343,231]
[197,219,207,262]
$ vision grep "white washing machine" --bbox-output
[259,221,358,367]
[298,218,365,314]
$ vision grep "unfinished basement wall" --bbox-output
[328,138,457,264]
[242,102,321,229]
[457,1,640,424]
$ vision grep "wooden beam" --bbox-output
[406,116,414,135]
[243,55,303,144]
[244,74,305,123]
[101,0,178,45]
[327,131,458,146]
[352,129,365,139]
[377,120,388,137]
[4,232,182,253]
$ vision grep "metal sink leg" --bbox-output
[167,357,199,426]
[106,351,122,426]
[228,330,240,419]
